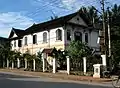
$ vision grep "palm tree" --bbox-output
[108,4,120,65]
[14,51,21,69]
[79,6,100,27]
[31,54,37,71]
[9,51,16,69]
[22,51,32,70]
[36,51,43,71]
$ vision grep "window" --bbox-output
[67,30,71,41]
[33,35,37,44]
[14,40,16,47]
[56,29,62,41]
[74,32,82,41]
[85,33,88,43]
[18,40,22,47]
[24,37,27,45]
[43,32,47,43]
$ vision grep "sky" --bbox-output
[0,0,119,38]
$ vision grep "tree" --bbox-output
[22,51,32,69]
[67,40,92,60]
[36,51,43,71]
[0,41,10,68]
[79,6,100,27]
[108,4,120,65]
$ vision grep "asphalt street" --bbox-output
[0,72,112,88]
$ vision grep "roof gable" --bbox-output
[12,33,18,38]
[9,28,25,39]
[68,14,88,27]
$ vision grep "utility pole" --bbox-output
[107,7,111,57]
[100,0,106,55]
[99,0,108,69]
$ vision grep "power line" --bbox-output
[27,0,63,17]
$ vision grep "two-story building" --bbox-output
[9,11,100,56]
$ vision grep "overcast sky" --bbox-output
[0,0,119,38]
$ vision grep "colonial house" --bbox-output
[8,12,100,57]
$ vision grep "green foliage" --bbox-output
[37,51,42,59]
[36,51,43,71]
[67,40,92,60]
[79,6,100,27]
[22,52,32,61]
[36,51,42,64]
[50,47,66,61]
[108,4,120,65]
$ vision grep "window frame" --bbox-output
[67,30,71,41]
[56,29,62,41]
[18,39,22,47]
[43,32,47,43]
[33,34,37,44]
[74,31,82,42]
[24,37,27,45]
[85,33,88,43]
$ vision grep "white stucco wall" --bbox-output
[90,30,99,48]
[69,15,87,27]
[64,24,99,49]
[11,27,65,54]
[49,27,65,49]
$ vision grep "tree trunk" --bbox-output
[33,59,35,71]
[7,59,9,68]
[25,59,27,69]
[12,61,14,69]
[3,60,5,68]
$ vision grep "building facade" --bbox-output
[9,12,100,55]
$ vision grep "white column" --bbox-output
[67,56,70,75]
[101,55,106,66]
[12,61,14,69]
[53,58,56,73]
[101,54,107,71]
[83,57,86,74]
[33,59,35,71]
[25,58,27,69]
[42,53,45,72]
[7,59,9,68]
[17,58,20,68]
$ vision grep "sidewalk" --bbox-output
[0,69,112,83]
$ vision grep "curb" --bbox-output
[0,69,112,83]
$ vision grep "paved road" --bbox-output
[0,72,112,88]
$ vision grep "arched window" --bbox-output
[56,29,62,41]
[33,35,37,44]
[24,37,27,45]
[74,32,82,41]
[18,39,22,47]
[43,32,47,43]
[85,33,88,43]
